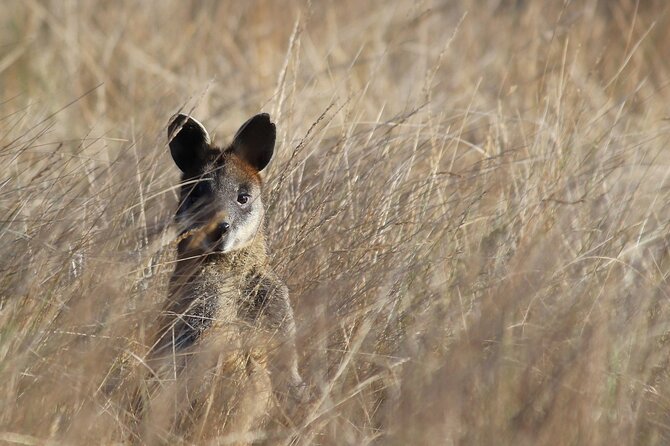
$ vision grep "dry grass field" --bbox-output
[2,0,670,444]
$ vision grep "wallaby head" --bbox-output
[168,113,276,255]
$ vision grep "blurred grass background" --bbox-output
[2,0,670,444]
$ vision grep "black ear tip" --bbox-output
[169,113,188,124]
[233,113,276,142]
[251,113,276,133]
[252,113,276,144]
[167,113,211,172]
[255,112,275,126]
[167,114,211,145]
[231,113,277,172]
[167,113,189,139]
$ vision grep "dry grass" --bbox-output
[2,0,670,444]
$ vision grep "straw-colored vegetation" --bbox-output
[2,0,670,444]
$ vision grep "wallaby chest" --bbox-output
[166,255,282,347]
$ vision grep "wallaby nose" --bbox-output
[211,221,230,243]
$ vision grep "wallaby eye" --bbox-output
[237,193,251,205]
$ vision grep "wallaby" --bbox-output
[137,113,304,442]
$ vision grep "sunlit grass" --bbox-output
[1,0,670,444]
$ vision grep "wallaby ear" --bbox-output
[168,113,211,173]
[230,113,276,172]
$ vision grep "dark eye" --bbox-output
[237,193,251,205]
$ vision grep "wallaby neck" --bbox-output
[174,233,268,278]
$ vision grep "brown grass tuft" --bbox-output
[2,0,670,444]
